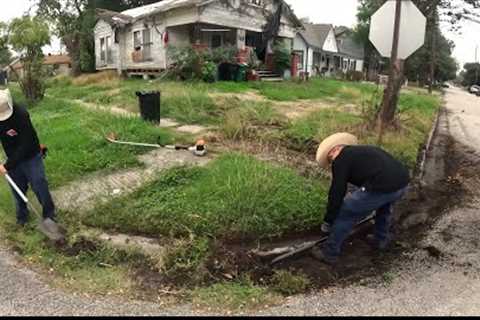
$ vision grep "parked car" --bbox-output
[469,85,480,94]
[441,83,450,88]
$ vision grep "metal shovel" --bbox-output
[5,174,66,242]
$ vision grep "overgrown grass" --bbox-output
[84,154,328,240]
[27,99,175,188]
[250,78,378,102]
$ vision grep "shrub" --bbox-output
[273,42,291,73]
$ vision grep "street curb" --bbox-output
[417,106,443,182]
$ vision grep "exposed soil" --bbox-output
[197,107,478,291]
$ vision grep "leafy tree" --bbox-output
[355,0,478,127]
[0,22,12,68]
[37,0,97,76]
[462,63,480,86]
[36,0,164,76]
[404,29,458,85]
[8,16,50,102]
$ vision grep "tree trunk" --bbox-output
[64,33,82,77]
[377,0,402,129]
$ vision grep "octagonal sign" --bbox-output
[369,0,427,60]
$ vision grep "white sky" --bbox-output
[1,0,479,69]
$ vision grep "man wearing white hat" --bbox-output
[312,132,410,264]
[0,89,56,226]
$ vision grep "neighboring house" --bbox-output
[4,54,72,79]
[293,23,340,77]
[335,26,365,73]
[94,0,303,77]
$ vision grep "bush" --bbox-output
[345,70,364,82]
[273,42,291,73]
[167,45,238,82]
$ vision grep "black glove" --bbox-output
[40,144,48,159]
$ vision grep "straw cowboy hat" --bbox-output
[316,133,358,168]
[0,89,13,121]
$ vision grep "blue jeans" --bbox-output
[324,186,408,258]
[8,153,56,224]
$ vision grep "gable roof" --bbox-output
[121,0,205,20]
[300,23,333,50]
[334,27,365,59]
[98,0,303,29]
[96,8,133,27]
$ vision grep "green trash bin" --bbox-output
[235,64,247,82]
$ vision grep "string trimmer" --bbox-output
[106,132,207,156]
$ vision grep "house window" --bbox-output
[106,36,113,64]
[143,29,152,61]
[249,0,264,6]
[133,29,153,61]
[210,34,223,49]
[100,38,106,63]
[100,36,113,65]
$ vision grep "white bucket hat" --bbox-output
[0,89,13,121]
[316,132,358,168]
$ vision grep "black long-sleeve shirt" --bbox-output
[0,104,41,171]
[324,145,410,224]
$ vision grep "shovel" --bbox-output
[5,174,66,242]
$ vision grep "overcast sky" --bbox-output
[1,0,479,69]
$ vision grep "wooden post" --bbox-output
[377,0,402,131]
[429,6,438,94]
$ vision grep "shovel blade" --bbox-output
[38,218,66,242]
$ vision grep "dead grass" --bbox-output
[73,71,120,87]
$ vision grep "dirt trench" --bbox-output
[201,107,478,290]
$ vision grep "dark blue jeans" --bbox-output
[8,153,56,224]
[324,186,408,258]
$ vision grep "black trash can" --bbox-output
[136,91,161,124]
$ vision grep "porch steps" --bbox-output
[257,69,283,82]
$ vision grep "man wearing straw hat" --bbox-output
[0,89,56,227]
[312,132,410,265]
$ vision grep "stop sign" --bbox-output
[369,0,427,60]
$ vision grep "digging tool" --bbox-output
[253,214,376,265]
[5,174,66,242]
[105,132,207,156]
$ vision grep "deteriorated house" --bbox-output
[94,0,303,77]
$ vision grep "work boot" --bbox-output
[366,234,391,251]
[320,222,331,234]
[311,246,338,265]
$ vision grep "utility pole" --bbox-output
[377,0,402,130]
[429,6,438,94]
[476,45,479,85]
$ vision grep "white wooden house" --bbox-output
[94,0,303,77]
[293,23,365,77]
[293,23,339,77]
[335,26,365,74]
